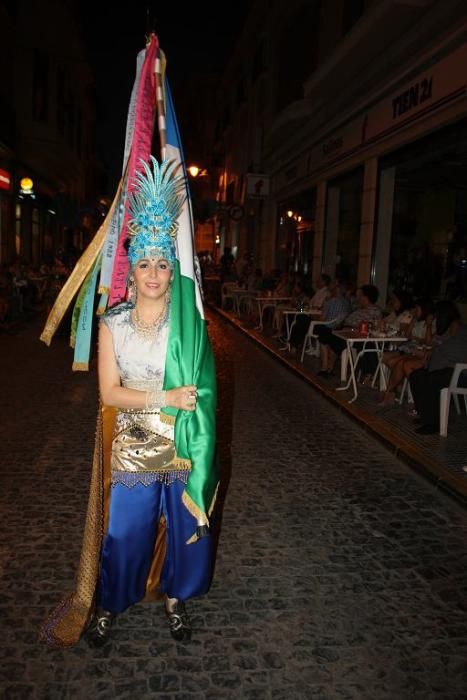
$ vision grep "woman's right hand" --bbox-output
[166,385,198,411]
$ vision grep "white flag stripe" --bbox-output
[165,143,204,318]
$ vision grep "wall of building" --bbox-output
[0,0,100,266]
[215,0,467,302]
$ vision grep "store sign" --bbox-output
[275,42,467,191]
[392,77,433,119]
[246,173,270,198]
[366,42,467,142]
[0,168,11,191]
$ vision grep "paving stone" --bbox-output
[0,313,467,699]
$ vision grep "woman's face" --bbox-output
[415,304,422,320]
[132,257,172,302]
[392,295,401,312]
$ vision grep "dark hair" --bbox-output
[434,300,460,335]
[360,284,379,304]
[415,297,434,321]
[393,289,413,316]
[321,273,331,286]
[123,237,131,253]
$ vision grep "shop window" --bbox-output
[277,190,316,276]
[337,186,362,283]
[32,50,49,123]
[388,188,463,300]
[342,0,365,36]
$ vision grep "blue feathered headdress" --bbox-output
[127,156,186,268]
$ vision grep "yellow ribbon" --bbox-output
[40,175,125,346]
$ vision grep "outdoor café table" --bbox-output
[333,329,408,403]
[281,308,322,350]
[255,296,292,331]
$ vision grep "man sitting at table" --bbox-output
[289,279,350,351]
[315,284,382,377]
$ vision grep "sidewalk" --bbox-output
[209,302,467,504]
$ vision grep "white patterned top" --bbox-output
[102,303,174,443]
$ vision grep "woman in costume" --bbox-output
[41,157,218,649]
[83,158,212,645]
[40,36,218,648]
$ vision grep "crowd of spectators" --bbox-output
[0,253,73,334]
[212,247,467,437]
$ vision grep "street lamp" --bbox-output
[188,165,208,178]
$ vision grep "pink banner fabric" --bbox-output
[109,34,159,305]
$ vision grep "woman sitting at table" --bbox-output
[377,297,435,406]
[355,289,413,385]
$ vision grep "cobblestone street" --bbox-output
[1,311,467,700]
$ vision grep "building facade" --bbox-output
[0,0,100,267]
[215,0,467,304]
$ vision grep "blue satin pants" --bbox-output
[97,480,212,614]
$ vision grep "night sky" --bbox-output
[79,1,251,193]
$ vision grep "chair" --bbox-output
[439,363,467,437]
[221,283,238,310]
[397,377,414,405]
[300,312,348,364]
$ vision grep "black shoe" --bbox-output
[86,608,114,647]
[166,600,192,642]
[317,370,329,378]
[415,424,438,435]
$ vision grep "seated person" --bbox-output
[409,300,467,434]
[378,297,435,405]
[289,279,350,352]
[309,273,331,309]
[356,289,414,384]
[273,271,291,297]
[314,284,382,377]
[246,268,263,292]
[273,274,304,338]
[382,290,414,333]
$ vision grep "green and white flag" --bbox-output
[160,75,218,541]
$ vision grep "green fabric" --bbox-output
[162,261,217,524]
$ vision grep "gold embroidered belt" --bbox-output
[112,379,190,474]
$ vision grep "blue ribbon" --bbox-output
[73,257,101,370]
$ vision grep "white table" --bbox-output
[281,309,322,350]
[334,330,408,403]
[255,297,292,330]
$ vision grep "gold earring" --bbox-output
[128,278,137,304]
